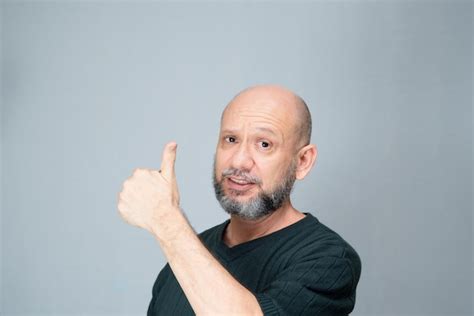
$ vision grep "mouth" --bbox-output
[225,177,257,192]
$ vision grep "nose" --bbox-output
[231,142,254,172]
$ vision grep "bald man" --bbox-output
[118,85,361,315]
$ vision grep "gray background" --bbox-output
[1,1,472,315]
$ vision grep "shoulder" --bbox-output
[255,214,362,315]
[294,213,362,283]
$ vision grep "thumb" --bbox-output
[160,141,177,180]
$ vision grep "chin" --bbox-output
[225,187,256,199]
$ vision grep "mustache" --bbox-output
[221,168,262,185]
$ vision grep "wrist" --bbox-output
[151,207,190,242]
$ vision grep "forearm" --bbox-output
[153,210,262,315]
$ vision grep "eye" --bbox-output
[259,141,271,149]
[225,136,236,143]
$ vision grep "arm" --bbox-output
[118,142,262,315]
[155,210,262,315]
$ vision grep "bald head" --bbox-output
[222,85,312,148]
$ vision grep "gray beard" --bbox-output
[212,160,297,220]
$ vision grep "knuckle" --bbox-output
[122,180,130,189]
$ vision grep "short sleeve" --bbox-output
[255,255,360,316]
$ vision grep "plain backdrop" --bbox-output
[1,1,472,315]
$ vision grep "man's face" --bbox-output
[213,91,299,220]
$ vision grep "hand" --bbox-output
[117,142,180,236]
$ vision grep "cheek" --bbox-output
[257,158,292,189]
[215,148,233,166]
[254,161,276,188]
[214,152,226,180]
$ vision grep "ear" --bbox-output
[295,144,318,180]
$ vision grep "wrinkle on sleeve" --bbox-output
[255,255,360,316]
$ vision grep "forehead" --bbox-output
[220,91,300,136]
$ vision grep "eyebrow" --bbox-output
[220,127,278,137]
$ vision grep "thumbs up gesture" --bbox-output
[117,142,181,236]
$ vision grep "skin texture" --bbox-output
[117,85,318,315]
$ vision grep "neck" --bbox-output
[223,200,306,247]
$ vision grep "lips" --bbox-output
[226,177,256,191]
[229,177,254,185]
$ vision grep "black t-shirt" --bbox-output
[147,213,361,315]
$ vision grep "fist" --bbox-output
[117,142,180,235]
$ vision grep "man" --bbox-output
[118,85,361,315]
